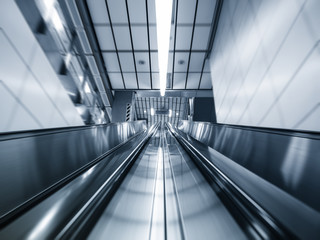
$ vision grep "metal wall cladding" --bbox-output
[0,121,146,218]
[178,120,320,212]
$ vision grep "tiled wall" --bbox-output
[0,0,84,132]
[210,0,319,131]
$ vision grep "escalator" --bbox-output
[0,123,319,239]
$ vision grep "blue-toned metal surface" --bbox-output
[0,123,157,239]
[0,121,146,219]
[178,120,320,213]
[88,127,246,240]
[172,124,320,239]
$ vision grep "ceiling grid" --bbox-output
[85,0,215,91]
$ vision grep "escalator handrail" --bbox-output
[166,123,299,239]
[0,123,149,227]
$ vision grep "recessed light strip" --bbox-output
[155,0,173,96]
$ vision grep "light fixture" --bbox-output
[144,110,147,113]
[84,82,91,94]
[151,108,155,116]
[176,112,179,116]
[169,109,172,117]
[155,0,173,96]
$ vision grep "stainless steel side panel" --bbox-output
[178,120,320,212]
[0,121,146,218]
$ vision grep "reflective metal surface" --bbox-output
[178,120,320,212]
[175,123,320,239]
[0,123,155,239]
[88,127,247,240]
[0,121,146,219]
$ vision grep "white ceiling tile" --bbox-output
[132,26,148,50]
[102,52,120,72]
[149,26,158,50]
[86,56,99,75]
[173,73,186,89]
[107,0,128,24]
[169,24,175,51]
[192,26,211,50]
[196,0,216,24]
[118,52,135,72]
[203,58,210,72]
[151,52,159,72]
[127,0,146,23]
[174,52,189,72]
[135,52,150,72]
[113,26,131,50]
[186,72,201,89]
[147,0,156,24]
[177,0,197,24]
[108,73,124,88]
[189,52,205,72]
[152,72,160,89]
[123,73,137,88]
[176,26,192,50]
[87,0,109,24]
[167,52,173,73]
[138,72,151,89]
[200,73,212,89]
[95,26,115,50]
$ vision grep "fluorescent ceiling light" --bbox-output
[169,109,172,117]
[51,9,64,32]
[84,82,91,94]
[151,108,155,116]
[155,0,173,96]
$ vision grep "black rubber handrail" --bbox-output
[56,123,160,239]
[0,124,150,228]
[0,120,146,141]
[166,123,297,239]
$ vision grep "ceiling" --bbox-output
[135,97,188,127]
[85,0,216,91]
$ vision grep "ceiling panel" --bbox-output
[203,58,211,72]
[108,73,124,88]
[152,72,159,89]
[173,73,186,89]
[118,52,135,72]
[196,0,216,24]
[176,26,193,50]
[95,26,115,50]
[192,26,211,50]
[127,0,146,24]
[123,73,137,88]
[86,0,109,24]
[189,52,205,72]
[186,72,201,89]
[149,26,157,50]
[131,26,148,50]
[107,0,128,24]
[174,52,189,72]
[113,26,131,50]
[102,52,120,72]
[138,72,151,89]
[147,0,156,24]
[151,52,159,72]
[167,52,173,74]
[135,52,150,72]
[200,72,212,89]
[177,0,197,24]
